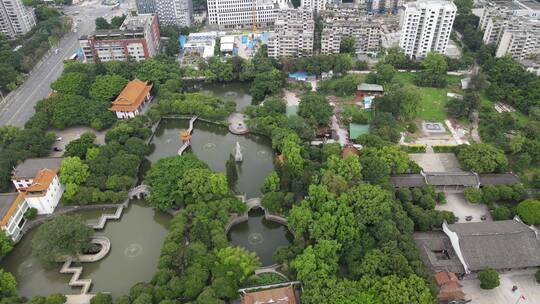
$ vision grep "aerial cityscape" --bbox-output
[0,0,540,303]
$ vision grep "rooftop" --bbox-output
[446,219,540,271]
[110,79,153,112]
[12,157,63,179]
[23,169,57,193]
[0,193,25,226]
[242,286,297,304]
[357,83,384,92]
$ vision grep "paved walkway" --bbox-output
[178,116,197,155]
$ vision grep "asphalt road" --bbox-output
[0,0,133,127]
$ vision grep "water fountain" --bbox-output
[234,141,243,162]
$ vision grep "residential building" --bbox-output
[11,157,64,215]
[109,79,153,119]
[79,14,160,62]
[398,0,456,59]
[155,0,193,27]
[207,0,287,29]
[520,57,540,75]
[321,6,398,56]
[301,0,325,15]
[136,0,156,14]
[267,8,314,58]
[495,25,540,59]
[368,0,404,14]
[442,219,540,274]
[0,193,29,241]
[0,0,36,38]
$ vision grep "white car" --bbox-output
[55,136,63,141]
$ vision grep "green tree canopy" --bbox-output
[0,269,17,298]
[516,199,540,225]
[89,74,128,102]
[298,93,333,127]
[457,143,508,173]
[415,52,448,88]
[31,215,94,265]
[478,267,500,289]
[51,72,88,96]
[339,36,356,54]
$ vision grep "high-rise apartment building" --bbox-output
[267,8,314,58]
[301,0,325,15]
[136,0,156,14]
[155,0,193,27]
[79,14,161,62]
[321,5,398,56]
[207,0,287,29]
[495,25,540,59]
[0,0,36,38]
[368,0,404,14]
[399,0,456,58]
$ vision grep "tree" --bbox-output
[464,187,482,204]
[0,231,13,260]
[478,268,500,289]
[339,36,356,54]
[491,206,512,220]
[45,294,67,304]
[250,69,284,101]
[89,74,128,102]
[65,132,96,159]
[32,215,93,265]
[516,199,540,225]
[457,144,508,173]
[177,168,229,205]
[361,274,433,304]
[324,155,362,182]
[51,72,88,96]
[0,269,17,298]
[145,155,209,210]
[59,156,90,185]
[90,293,113,304]
[374,84,419,120]
[110,14,126,28]
[95,17,110,30]
[536,269,540,284]
[415,52,448,88]
[367,64,396,85]
[261,171,280,193]
[291,240,341,283]
[298,93,333,127]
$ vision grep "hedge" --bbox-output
[432,145,459,153]
[400,144,427,153]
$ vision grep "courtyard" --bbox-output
[461,270,540,304]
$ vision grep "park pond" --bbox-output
[228,208,293,266]
[1,200,170,298]
[148,119,275,198]
[3,82,291,298]
[187,81,255,111]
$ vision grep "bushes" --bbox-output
[491,206,512,221]
[24,208,38,220]
[478,268,500,290]
[400,145,426,153]
[457,143,508,173]
[516,199,540,225]
[464,188,482,204]
[432,145,459,153]
[464,184,525,205]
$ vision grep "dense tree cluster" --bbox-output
[94,15,126,30]
[317,74,362,97]
[456,143,508,173]
[516,199,540,225]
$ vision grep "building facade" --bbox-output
[79,14,160,63]
[321,6,398,56]
[368,0,404,14]
[0,193,29,241]
[155,0,193,27]
[495,26,540,59]
[207,0,287,29]
[136,0,156,14]
[0,0,36,38]
[301,0,325,15]
[267,8,314,58]
[11,157,64,216]
[399,0,456,59]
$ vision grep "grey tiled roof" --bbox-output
[447,220,540,271]
[0,193,19,220]
[425,172,479,187]
[12,157,63,179]
[389,174,426,187]
[479,173,520,185]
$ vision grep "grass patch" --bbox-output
[394,72,461,122]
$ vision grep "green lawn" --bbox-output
[394,72,462,122]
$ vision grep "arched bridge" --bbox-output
[128,184,151,200]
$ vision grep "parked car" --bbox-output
[53,147,62,152]
[55,136,63,141]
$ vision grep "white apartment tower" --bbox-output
[301,0,325,15]
[399,0,456,59]
[207,0,288,29]
[155,0,193,27]
[0,0,36,38]
[268,8,314,58]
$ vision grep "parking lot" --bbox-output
[50,126,107,157]
[436,193,491,223]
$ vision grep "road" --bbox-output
[0,0,133,127]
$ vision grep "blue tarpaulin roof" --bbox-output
[242,35,247,44]
[179,35,187,49]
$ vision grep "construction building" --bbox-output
[0,0,36,38]
[155,0,193,27]
[79,14,160,63]
[207,0,288,29]
[398,0,456,58]
[321,5,399,56]
[267,8,314,58]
